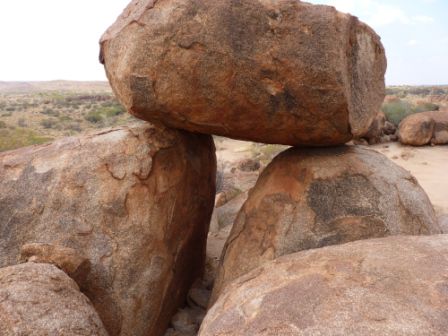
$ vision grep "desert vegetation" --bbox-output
[0,81,135,152]
[382,86,447,125]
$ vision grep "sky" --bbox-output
[0,0,446,85]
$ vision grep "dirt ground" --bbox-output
[371,142,448,216]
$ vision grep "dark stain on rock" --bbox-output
[307,173,382,225]
[130,75,156,115]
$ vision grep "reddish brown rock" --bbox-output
[399,113,435,146]
[201,235,448,336]
[399,111,448,146]
[211,146,440,303]
[20,243,91,287]
[0,123,216,336]
[364,111,386,143]
[100,0,386,146]
[428,111,448,145]
[0,262,108,335]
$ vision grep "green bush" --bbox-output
[0,128,53,152]
[41,108,60,117]
[104,105,125,118]
[84,104,125,124]
[413,102,439,113]
[382,99,440,125]
[0,121,7,129]
[40,118,58,129]
[64,122,82,132]
[85,111,104,123]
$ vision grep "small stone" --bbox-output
[188,287,211,310]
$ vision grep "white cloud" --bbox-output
[407,39,418,46]
[412,15,435,23]
[367,4,411,26]
[316,0,435,28]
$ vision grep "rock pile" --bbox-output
[210,145,441,303]
[0,0,444,336]
[356,111,398,144]
[0,124,216,336]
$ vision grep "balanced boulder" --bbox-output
[399,111,448,146]
[211,146,440,302]
[0,124,216,336]
[201,235,448,336]
[0,262,108,335]
[100,0,386,146]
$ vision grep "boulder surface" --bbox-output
[0,262,108,336]
[100,0,386,146]
[211,146,440,302]
[201,235,448,336]
[0,123,216,336]
[399,111,448,146]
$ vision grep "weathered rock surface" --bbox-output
[201,235,448,336]
[363,111,386,143]
[0,262,108,336]
[100,0,386,146]
[355,111,398,145]
[211,146,440,302]
[0,124,216,336]
[20,243,91,287]
[399,113,435,146]
[399,111,448,146]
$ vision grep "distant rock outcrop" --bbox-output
[211,146,440,303]
[357,111,397,144]
[0,262,108,335]
[100,0,386,146]
[399,111,448,146]
[0,124,216,336]
[201,235,448,336]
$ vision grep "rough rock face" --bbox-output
[360,111,387,144]
[0,124,216,336]
[201,235,448,336]
[399,113,435,146]
[100,0,386,146]
[0,262,108,335]
[399,111,448,146]
[20,243,91,287]
[211,146,440,303]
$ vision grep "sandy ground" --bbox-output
[371,142,448,216]
[215,138,447,215]
[214,137,253,164]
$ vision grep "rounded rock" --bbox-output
[0,262,108,335]
[201,235,448,336]
[211,145,441,303]
[100,0,386,146]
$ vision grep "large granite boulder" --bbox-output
[0,124,216,336]
[201,235,448,336]
[399,111,448,146]
[211,146,440,303]
[100,0,386,146]
[0,262,108,335]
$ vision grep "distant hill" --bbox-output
[0,81,111,93]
